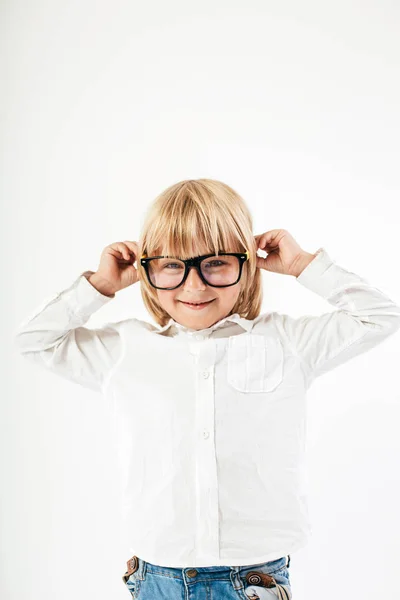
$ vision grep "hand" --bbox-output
[93,240,140,294]
[254,229,316,276]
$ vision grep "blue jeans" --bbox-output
[122,554,292,599]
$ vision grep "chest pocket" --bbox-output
[227,334,284,393]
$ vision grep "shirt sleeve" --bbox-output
[13,270,127,394]
[271,247,400,386]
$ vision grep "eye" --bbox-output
[204,260,225,268]
[163,262,183,269]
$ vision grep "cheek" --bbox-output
[218,288,240,306]
[156,291,176,308]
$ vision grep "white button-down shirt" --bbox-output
[14,247,400,567]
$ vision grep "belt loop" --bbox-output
[286,554,291,568]
[230,566,243,592]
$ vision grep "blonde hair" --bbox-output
[137,178,263,327]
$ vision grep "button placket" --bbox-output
[193,339,219,559]
[199,365,212,443]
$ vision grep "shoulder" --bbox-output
[250,311,282,335]
[112,316,164,335]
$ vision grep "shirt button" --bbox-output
[195,334,203,340]
[203,430,209,439]
[202,371,209,379]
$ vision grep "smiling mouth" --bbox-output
[179,299,215,305]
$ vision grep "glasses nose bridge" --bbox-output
[186,256,201,267]
[184,258,206,285]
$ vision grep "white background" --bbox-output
[2,1,400,598]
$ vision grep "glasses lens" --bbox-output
[200,255,240,286]
[147,255,240,289]
[148,258,186,289]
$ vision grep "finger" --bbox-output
[255,256,264,269]
[116,242,131,261]
[124,240,139,259]
[254,233,264,247]
[255,231,280,250]
[254,233,269,250]
[108,242,129,260]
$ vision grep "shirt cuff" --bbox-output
[295,247,338,298]
[69,270,116,316]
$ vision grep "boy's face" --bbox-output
[153,251,243,331]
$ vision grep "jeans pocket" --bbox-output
[243,584,291,599]
[122,572,142,598]
[122,556,142,599]
[243,568,292,600]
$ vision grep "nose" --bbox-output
[182,266,207,290]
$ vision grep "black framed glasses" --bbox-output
[140,251,249,290]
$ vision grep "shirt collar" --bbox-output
[152,312,254,336]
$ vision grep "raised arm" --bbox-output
[14,239,142,393]
[271,247,400,385]
[13,271,126,393]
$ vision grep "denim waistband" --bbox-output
[132,554,290,582]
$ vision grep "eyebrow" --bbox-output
[157,251,224,258]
